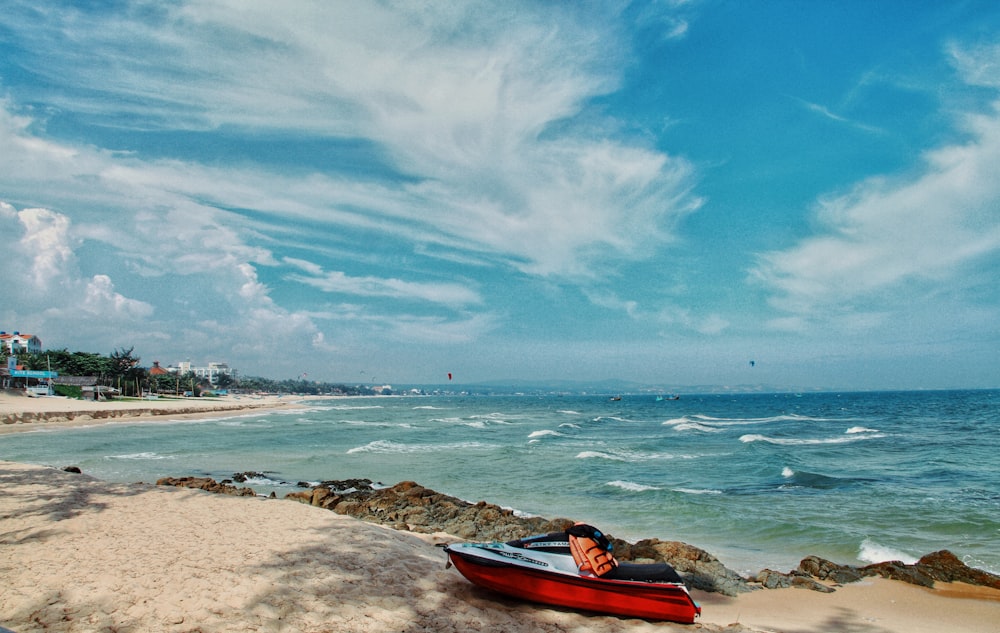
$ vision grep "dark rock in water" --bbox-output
[157,476,257,497]
[62,466,82,474]
[232,471,269,483]
[317,478,376,492]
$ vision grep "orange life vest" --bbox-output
[567,523,618,577]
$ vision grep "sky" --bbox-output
[1,1,999,391]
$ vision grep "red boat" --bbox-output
[443,526,701,623]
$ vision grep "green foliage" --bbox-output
[53,384,83,399]
[6,345,371,397]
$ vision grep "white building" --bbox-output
[166,361,234,385]
[0,331,42,354]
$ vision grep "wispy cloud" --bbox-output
[793,97,885,134]
[284,258,482,308]
[753,53,1000,329]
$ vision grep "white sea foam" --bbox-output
[781,466,795,478]
[528,429,562,439]
[739,433,886,445]
[558,422,581,429]
[859,538,918,565]
[672,487,723,495]
[607,480,661,492]
[672,422,722,433]
[575,449,674,462]
[346,440,484,454]
[558,410,581,415]
[106,452,173,460]
[330,404,384,410]
[846,426,880,434]
[412,405,449,410]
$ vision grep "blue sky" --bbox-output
[1,1,998,390]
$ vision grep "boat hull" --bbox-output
[445,545,700,623]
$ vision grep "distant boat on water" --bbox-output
[656,395,680,401]
[609,396,622,401]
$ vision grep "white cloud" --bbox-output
[83,275,154,318]
[0,2,700,281]
[287,267,482,308]
[752,90,1000,323]
[14,207,75,290]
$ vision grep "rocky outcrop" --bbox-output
[757,550,1000,591]
[613,537,756,595]
[156,476,257,497]
[284,479,756,595]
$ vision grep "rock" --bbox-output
[232,471,268,483]
[156,476,257,497]
[791,549,1000,592]
[62,466,82,474]
[915,550,1000,589]
[798,555,864,584]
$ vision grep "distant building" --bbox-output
[164,360,234,385]
[0,331,42,354]
[149,361,169,376]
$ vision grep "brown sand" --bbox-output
[2,462,999,633]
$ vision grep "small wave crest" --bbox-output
[607,480,661,492]
[846,426,880,434]
[740,432,885,446]
[575,449,673,462]
[859,538,917,565]
[106,452,173,460]
[528,429,562,439]
[672,487,723,495]
[346,440,484,454]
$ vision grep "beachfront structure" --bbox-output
[0,331,42,354]
[165,361,234,385]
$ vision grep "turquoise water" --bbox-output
[2,389,998,576]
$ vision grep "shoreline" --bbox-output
[2,461,999,633]
[0,391,317,433]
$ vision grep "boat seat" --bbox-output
[604,562,684,584]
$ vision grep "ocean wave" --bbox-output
[593,416,631,423]
[606,480,661,492]
[329,404,384,410]
[846,426,880,434]
[558,410,581,415]
[429,417,464,424]
[672,487,723,495]
[859,538,917,565]
[740,432,886,446]
[412,405,450,410]
[778,469,869,490]
[527,429,563,439]
[683,413,848,426]
[346,440,485,454]
[672,422,723,433]
[575,449,675,462]
[559,422,581,429]
[106,452,174,460]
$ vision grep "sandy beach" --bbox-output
[2,460,999,633]
[0,391,305,433]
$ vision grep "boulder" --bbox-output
[156,476,257,497]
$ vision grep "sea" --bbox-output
[2,389,998,577]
